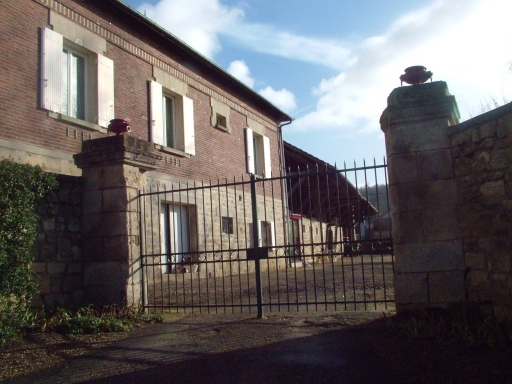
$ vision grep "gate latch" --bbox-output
[247,247,270,260]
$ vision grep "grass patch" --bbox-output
[22,305,163,335]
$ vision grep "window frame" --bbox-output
[258,220,275,248]
[149,80,195,156]
[245,127,271,178]
[40,27,114,130]
[61,45,88,121]
[163,93,177,149]
[210,97,231,133]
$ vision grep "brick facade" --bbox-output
[0,0,288,181]
[0,0,291,307]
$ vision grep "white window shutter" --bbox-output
[263,136,271,178]
[183,96,195,155]
[149,81,164,145]
[270,221,276,247]
[40,27,63,113]
[97,54,114,127]
[245,128,254,174]
[257,220,262,247]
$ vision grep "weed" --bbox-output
[21,305,162,336]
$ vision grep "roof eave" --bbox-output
[108,0,293,122]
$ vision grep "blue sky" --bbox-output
[123,0,512,166]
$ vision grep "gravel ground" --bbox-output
[2,311,512,383]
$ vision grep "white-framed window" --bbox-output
[40,27,114,127]
[61,46,86,120]
[258,220,275,248]
[150,80,195,155]
[245,128,271,178]
[163,93,177,148]
[160,203,191,274]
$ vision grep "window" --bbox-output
[258,220,275,247]
[210,97,231,132]
[222,217,233,235]
[245,128,271,178]
[61,47,86,120]
[40,27,114,128]
[163,94,176,148]
[150,80,195,155]
[161,204,191,273]
[289,215,301,257]
[216,113,227,129]
[326,224,336,250]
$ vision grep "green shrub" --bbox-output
[23,305,162,335]
[0,160,57,346]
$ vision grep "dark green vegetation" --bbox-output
[0,160,57,346]
[23,305,163,335]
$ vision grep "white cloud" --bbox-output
[292,0,512,133]
[223,25,354,70]
[139,0,354,69]
[138,0,243,59]
[138,0,512,140]
[227,60,254,88]
[259,86,297,113]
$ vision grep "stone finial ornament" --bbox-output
[400,66,433,86]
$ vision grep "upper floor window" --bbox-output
[163,93,176,148]
[40,27,114,128]
[245,127,271,178]
[61,47,86,120]
[210,97,231,133]
[149,80,195,156]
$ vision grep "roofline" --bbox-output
[109,0,293,122]
[283,141,335,170]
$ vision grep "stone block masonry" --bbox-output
[34,174,83,307]
[381,81,464,310]
[449,102,512,324]
[382,78,512,329]
[74,134,160,306]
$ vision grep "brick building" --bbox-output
[0,0,292,306]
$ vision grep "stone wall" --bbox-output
[34,175,83,307]
[381,81,464,311]
[141,174,287,281]
[382,80,512,326]
[448,102,512,322]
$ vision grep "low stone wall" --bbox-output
[449,103,512,323]
[33,175,83,307]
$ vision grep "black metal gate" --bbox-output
[139,160,394,315]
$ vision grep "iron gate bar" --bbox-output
[139,161,394,314]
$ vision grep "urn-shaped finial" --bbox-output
[400,66,433,86]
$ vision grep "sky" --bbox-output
[123,0,512,166]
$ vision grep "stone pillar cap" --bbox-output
[380,81,460,131]
[74,135,162,171]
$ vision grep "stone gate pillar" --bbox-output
[74,135,160,306]
[380,81,464,311]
